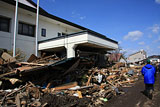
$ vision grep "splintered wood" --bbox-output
[0,52,143,106]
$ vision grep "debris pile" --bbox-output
[0,52,143,106]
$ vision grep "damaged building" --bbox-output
[127,50,147,63]
[0,0,118,61]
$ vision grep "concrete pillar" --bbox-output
[38,51,41,57]
[65,44,77,58]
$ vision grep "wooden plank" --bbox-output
[15,94,21,107]
[0,71,15,79]
[1,52,16,63]
[33,54,58,63]
[69,85,94,91]
[107,75,117,80]
[86,71,96,86]
[86,69,106,86]
[77,91,83,98]
[0,58,3,65]
[17,66,33,72]
[17,62,45,66]
[52,82,78,91]
[46,82,52,89]
[27,54,37,62]
[119,80,134,84]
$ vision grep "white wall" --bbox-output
[150,58,160,63]
[39,32,118,58]
[88,34,118,49]
[128,51,146,63]
[0,2,14,51]
[0,1,81,59]
[39,32,118,51]
[38,16,80,41]
[39,33,88,50]
[0,2,36,59]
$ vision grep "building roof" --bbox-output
[1,0,118,44]
[2,0,86,30]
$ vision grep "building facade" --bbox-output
[127,50,147,63]
[0,0,118,60]
[148,55,160,63]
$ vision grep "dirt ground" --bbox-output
[39,72,160,107]
[105,73,160,107]
[40,94,92,107]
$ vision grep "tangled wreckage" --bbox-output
[0,51,143,107]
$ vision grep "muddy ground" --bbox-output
[105,73,160,107]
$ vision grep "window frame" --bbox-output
[0,16,10,32]
[58,32,61,37]
[41,28,46,37]
[57,32,68,37]
[62,32,67,36]
[18,22,35,37]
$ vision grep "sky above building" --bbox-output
[33,0,160,56]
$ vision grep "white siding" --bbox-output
[88,34,118,49]
[0,2,35,59]
[0,1,81,59]
[39,33,88,50]
[39,33,118,51]
[38,16,80,41]
[128,50,147,63]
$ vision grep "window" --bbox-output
[57,32,67,37]
[0,16,10,32]
[58,32,61,37]
[62,32,67,36]
[41,28,46,37]
[18,22,35,37]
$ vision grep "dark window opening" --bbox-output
[0,16,10,32]
[58,32,61,37]
[62,32,67,36]
[57,32,68,37]
[18,22,35,37]
[41,28,46,37]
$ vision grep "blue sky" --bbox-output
[33,0,160,56]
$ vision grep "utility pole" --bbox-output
[13,0,19,57]
[35,0,40,56]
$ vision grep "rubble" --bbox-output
[0,51,143,106]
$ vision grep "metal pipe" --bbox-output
[35,0,40,56]
[13,0,19,57]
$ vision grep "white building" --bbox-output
[149,58,160,63]
[148,55,160,63]
[127,50,147,63]
[0,0,118,59]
